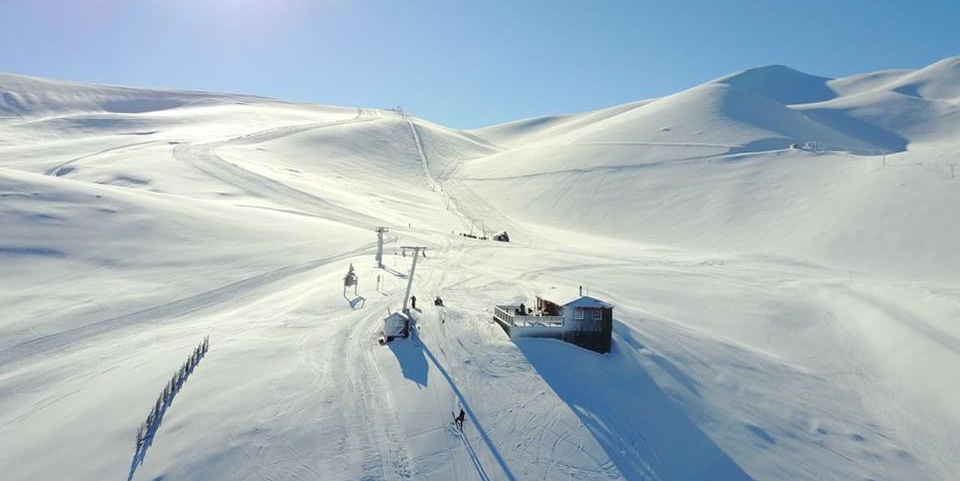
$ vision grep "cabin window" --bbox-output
[592,309,602,320]
[573,308,584,320]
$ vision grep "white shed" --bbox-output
[383,312,410,341]
[561,296,614,353]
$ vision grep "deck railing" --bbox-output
[494,305,563,327]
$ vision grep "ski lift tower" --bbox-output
[399,246,426,314]
[382,245,426,343]
[375,227,389,268]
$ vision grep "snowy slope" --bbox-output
[1,58,959,481]
[462,56,960,281]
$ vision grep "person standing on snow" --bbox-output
[411,295,417,310]
[455,409,465,430]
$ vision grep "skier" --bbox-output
[434,296,444,307]
[455,409,466,431]
[411,295,417,310]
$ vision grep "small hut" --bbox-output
[383,312,410,341]
[561,296,614,353]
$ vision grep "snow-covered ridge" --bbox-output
[0,72,266,118]
[472,55,960,152]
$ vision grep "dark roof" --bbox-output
[563,296,613,309]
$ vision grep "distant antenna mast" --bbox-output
[375,227,389,268]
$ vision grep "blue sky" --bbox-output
[1,0,957,128]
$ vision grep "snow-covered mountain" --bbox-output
[1,57,958,481]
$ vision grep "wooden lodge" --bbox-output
[492,293,613,353]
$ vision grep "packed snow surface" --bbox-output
[1,57,959,481]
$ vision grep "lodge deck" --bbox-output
[493,305,563,327]
[492,296,613,354]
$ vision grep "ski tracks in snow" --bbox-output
[42,139,164,177]
[405,118,476,233]
[308,300,414,480]
[172,115,382,228]
[0,242,378,369]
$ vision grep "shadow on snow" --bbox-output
[382,266,408,279]
[344,292,366,309]
[387,333,428,388]
[516,324,756,481]
[387,330,518,481]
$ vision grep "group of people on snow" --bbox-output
[514,302,533,316]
